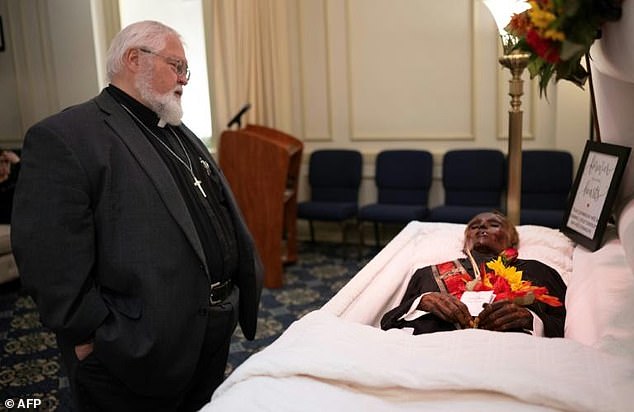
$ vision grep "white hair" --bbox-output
[106,20,183,82]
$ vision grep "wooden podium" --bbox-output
[218,124,303,288]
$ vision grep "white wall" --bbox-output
[555,81,592,170]
[45,0,101,109]
[287,0,591,208]
[0,0,101,145]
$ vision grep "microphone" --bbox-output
[226,103,251,129]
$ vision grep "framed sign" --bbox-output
[561,140,631,251]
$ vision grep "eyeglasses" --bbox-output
[138,48,190,81]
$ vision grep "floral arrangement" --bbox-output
[505,0,624,95]
[445,248,563,307]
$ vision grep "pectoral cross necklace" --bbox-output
[121,104,207,198]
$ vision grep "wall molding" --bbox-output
[345,0,476,141]
[298,0,333,142]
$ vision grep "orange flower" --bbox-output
[508,12,530,36]
[444,273,471,298]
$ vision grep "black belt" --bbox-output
[209,280,232,305]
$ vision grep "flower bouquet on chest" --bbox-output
[442,248,563,309]
[467,248,563,307]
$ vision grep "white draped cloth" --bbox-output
[205,222,634,411]
[590,1,634,272]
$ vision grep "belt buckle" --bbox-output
[209,281,223,305]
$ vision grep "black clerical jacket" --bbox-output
[12,89,263,396]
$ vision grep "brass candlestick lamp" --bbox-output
[483,0,531,226]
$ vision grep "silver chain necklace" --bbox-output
[121,104,207,198]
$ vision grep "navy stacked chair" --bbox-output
[298,149,362,244]
[520,150,573,228]
[358,150,433,246]
[427,149,505,223]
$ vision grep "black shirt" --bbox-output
[106,85,238,284]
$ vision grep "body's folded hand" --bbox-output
[477,300,533,332]
[419,292,473,329]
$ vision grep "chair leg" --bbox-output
[356,220,363,260]
[341,221,348,259]
[373,222,380,247]
[309,220,315,243]
[358,221,365,248]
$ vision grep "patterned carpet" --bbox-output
[0,241,378,411]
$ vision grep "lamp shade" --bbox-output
[483,0,530,35]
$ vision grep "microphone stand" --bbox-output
[226,103,252,129]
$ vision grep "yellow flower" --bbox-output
[486,257,524,291]
[543,29,565,42]
[529,7,557,29]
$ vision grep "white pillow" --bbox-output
[516,225,574,285]
[408,224,574,284]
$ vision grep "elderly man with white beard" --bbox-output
[11,21,263,411]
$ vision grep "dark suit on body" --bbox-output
[11,89,263,399]
[381,255,566,337]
